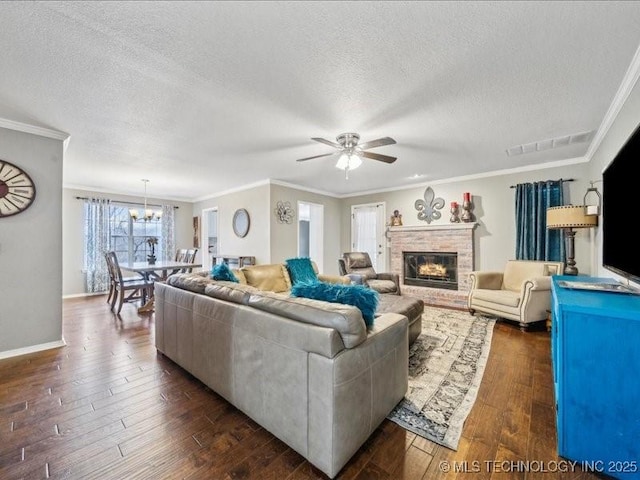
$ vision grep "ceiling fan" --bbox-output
[296,133,397,178]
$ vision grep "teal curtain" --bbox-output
[515,181,564,261]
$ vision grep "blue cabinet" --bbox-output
[551,276,640,479]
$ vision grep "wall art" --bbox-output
[415,186,444,224]
[274,200,294,224]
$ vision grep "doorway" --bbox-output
[298,201,324,271]
[200,207,218,271]
[351,202,386,271]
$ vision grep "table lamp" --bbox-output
[546,205,598,275]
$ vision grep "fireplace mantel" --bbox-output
[389,222,478,233]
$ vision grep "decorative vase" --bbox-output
[461,200,473,222]
[461,192,473,222]
[450,202,460,223]
[147,245,156,264]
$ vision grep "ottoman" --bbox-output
[377,294,424,345]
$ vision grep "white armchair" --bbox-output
[468,260,564,331]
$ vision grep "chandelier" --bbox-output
[129,179,162,222]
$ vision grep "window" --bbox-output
[83,198,174,293]
[85,203,165,265]
[114,205,164,263]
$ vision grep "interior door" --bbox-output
[351,202,386,271]
[200,207,218,271]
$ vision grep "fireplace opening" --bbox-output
[403,251,458,290]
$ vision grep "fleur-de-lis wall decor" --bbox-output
[415,186,445,224]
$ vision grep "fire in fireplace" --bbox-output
[403,251,458,290]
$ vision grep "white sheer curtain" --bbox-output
[84,197,111,293]
[353,205,378,267]
[161,205,176,261]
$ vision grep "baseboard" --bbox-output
[63,292,106,299]
[0,338,67,360]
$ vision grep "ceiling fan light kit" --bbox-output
[297,132,397,179]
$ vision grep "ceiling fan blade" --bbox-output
[358,151,397,164]
[358,137,396,150]
[311,137,341,148]
[296,152,337,162]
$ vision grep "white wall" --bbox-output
[193,183,271,266]
[0,127,64,355]
[340,163,593,274]
[588,76,640,284]
[62,187,194,296]
[270,183,342,274]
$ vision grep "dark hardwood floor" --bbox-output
[0,296,600,479]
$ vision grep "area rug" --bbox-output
[387,306,496,450]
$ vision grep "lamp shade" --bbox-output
[335,153,362,171]
[546,205,598,229]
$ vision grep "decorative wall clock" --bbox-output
[0,159,36,217]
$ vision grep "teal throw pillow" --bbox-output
[291,281,379,327]
[285,257,318,285]
[211,262,239,283]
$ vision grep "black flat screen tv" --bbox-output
[602,122,640,284]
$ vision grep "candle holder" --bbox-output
[461,195,474,222]
[450,202,460,223]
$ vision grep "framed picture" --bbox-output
[193,216,200,248]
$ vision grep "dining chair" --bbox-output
[174,248,188,263]
[184,248,198,272]
[172,248,198,274]
[107,251,154,314]
[104,251,139,305]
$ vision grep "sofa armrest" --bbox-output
[469,271,504,290]
[523,276,552,291]
[308,312,408,477]
[318,273,351,285]
[520,277,554,324]
[376,272,399,284]
[373,272,401,294]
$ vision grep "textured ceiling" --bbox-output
[1,1,640,200]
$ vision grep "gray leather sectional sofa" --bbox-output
[154,275,409,478]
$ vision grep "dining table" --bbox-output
[119,259,203,313]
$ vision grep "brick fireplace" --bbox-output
[388,223,477,309]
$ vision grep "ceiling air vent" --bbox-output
[506,130,595,156]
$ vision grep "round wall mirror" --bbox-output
[232,208,250,238]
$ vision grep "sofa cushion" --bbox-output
[285,257,318,285]
[203,282,259,305]
[472,288,521,308]
[166,272,215,294]
[366,279,398,294]
[242,264,292,293]
[291,282,379,327]
[211,262,239,282]
[377,294,424,321]
[503,260,550,291]
[345,252,372,269]
[247,291,368,348]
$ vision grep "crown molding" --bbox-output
[0,117,70,144]
[64,184,191,204]
[268,179,340,198]
[585,42,640,162]
[339,156,589,198]
[191,179,271,203]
